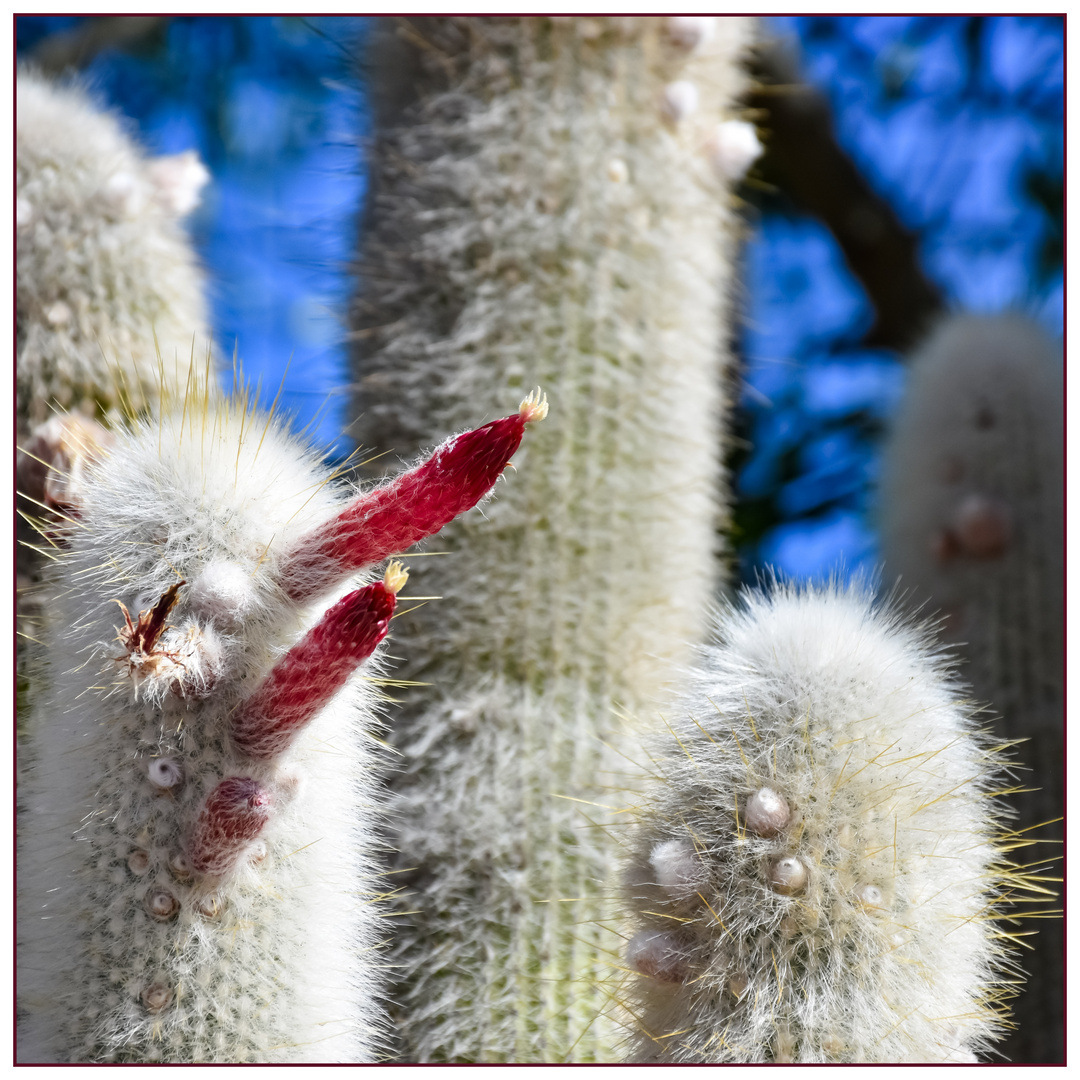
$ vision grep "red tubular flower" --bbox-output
[188,776,273,879]
[231,563,408,760]
[281,391,547,604]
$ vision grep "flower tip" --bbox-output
[383,559,409,595]
[519,388,549,424]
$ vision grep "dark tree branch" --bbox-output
[25,16,169,74]
[747,38,945,352]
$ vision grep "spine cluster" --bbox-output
[352,15,754,1062]
[878,314,1064,1061]
[621,583,1030,1062]
[17,375,543,1063]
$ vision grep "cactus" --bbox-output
[16,69,212,432]
[16,69,211,432]
[619,581,1039,1062]
[17,69,213,695]
[878,314,1064,1061]
[351,15,755,1061]
[16,369,546,1063]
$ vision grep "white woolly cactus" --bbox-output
[17,70,213,685]
[879,314,1064,1061]
[17,373,545,1063]
[16,69,211,433]
[353,14,754,1062]
[620,583,1030,1063]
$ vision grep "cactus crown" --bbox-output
[618,581,1051,1063]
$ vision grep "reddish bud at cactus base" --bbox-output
[232,563,408,760]
[188,777,273,879]
[282,391,546,603]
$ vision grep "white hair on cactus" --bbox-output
[17,382,390,1063]
[621,582,1033,1062]
[351,14,755,1062]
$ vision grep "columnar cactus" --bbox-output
[620,582,1033,1062]
[17,372,545,1063]
[878,314,1064,1061]
[352,15,755,1061]
[17,70,212,692]
[16,69,211,434]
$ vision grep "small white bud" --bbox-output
[188,560,258,629]
[667,16,716,50]
[627,929,690,984]
[168,850,193,882]
[148,757,184,790]
[146,150,211,216]
[16,197,34,228]
[606,158,629,184]
[661,80,699,125]
[745,786,790,837]
[706,120,763,183]
[144,887,180,921]
[142,982,172,1013]
[855,882,883,908]
[45,301,72,326]
[649,838,707,897]
[768,855,808,895]
[127,849,151,875]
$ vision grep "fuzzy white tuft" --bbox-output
[705,119,763,182]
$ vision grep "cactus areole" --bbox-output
[17,384,546,1063]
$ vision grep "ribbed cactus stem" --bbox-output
[878,314,1063,1062]
[352,15,755,1062]
[16,69,211,433]
[17,374,539,1063]
[621,583,1034,1062]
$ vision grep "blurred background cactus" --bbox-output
[878,314,1063,1062]
[350,15,752,1061]
[16,70,213,695]
[16,14,1062,1063]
